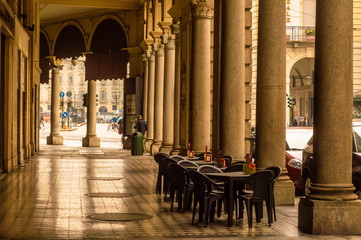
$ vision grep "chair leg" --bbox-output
[217,200,222,218]
[177,187,183,211]
[272,194,277,221]
[156,173,162,194]
[245,199,252,228]
[170,186,175,212]
[255,202,261,223]
[192,200,198,225]
[199,201,204,223]
[204,199,210,227]
[266,199,273,226]
[239,199,244,219]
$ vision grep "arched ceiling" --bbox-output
[40,0,144,22]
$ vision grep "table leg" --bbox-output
[228,180,234,227]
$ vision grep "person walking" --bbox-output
[134,115,147,135]
[40,115,45,128]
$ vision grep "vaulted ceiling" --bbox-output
[40,0,144,22]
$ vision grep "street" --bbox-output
[40,122,123,149]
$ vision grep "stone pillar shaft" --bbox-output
[87,80,96,136]
[172,26,181,155]
[256,0,295,205]
[47,63,63,145]
[298,4,361,235]
[220,0,245,161]
[308,0,356,201]
[151,44,165,154]
[256,0,286,170]
[142,54,149,121]
[82,80,100,147]
[160,36,175,153]
[50,67,61,136]
[190,3,213,153]
[145,51,155,152]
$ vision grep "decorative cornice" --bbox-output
[150,31,163,43]
[158,22,172,35]
[140,39,154,51]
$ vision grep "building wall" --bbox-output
[0,0,39,174]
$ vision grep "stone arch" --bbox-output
[40,31,50,84]
[88,14,129,48]
[53,23,86,59]
[86,18,129,81]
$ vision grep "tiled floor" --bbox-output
[0,124,360,239]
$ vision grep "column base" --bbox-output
[82,135,100,147]
[299,198,361,234]
[144,139,153,153]
[170,146,181,155]
[274,178,295,205]
[123,136,131,149]
[47,135,63,145]
[159,144,173,155]
[150,142,162,155]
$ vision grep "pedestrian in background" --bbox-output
[134,115,147,136]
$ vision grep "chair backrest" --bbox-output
[198,165,223,173]
[169,163,188,187]
[221,155,233,167]
[223,164,244,172]
[178,160,199,168]
[170,155,187,162]
[265,166,282,182]
[164,157,178,169]
[243,170,274,200]
[188,171,219,197]
[154,152,170,164]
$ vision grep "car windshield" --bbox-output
[286,130,313,151]
[353,125,361,152]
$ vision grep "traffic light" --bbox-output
[82,93,88,107]
[287,94,296,109]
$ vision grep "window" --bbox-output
[47,105,51,110]
[59,77,62,84]
[69,77,72,84]
[112,105,117,110]
[101,91,106,101]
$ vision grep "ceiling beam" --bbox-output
[40,0,142,9]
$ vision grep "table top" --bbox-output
[205,171,249,181]
[191,160,214,166]
[187,157,200,160]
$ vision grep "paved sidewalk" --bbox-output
[0,125,359,239]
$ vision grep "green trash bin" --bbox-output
[131,132,144,155]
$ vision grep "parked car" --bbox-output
[302,124,361,194]
[286,128,314,189]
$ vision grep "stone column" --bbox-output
[256,0,294,205]
[299,0,361,235]
[160,35,175,154]
[190,1,213,153]
[47,59,63,145]
[219,0,245,161]
[142,54,149,121]
[151,43,165,155]
[171,24,181,155]
[82,80,100,147]
[144,50,155,152]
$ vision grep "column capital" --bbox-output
[140,38,154,51]
[154,44,165,57]
[162,36,175,50]
[170,23,181,35]
[191,0,213,19]
[146,49,154,58]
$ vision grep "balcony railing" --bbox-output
[287,26,315,42]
